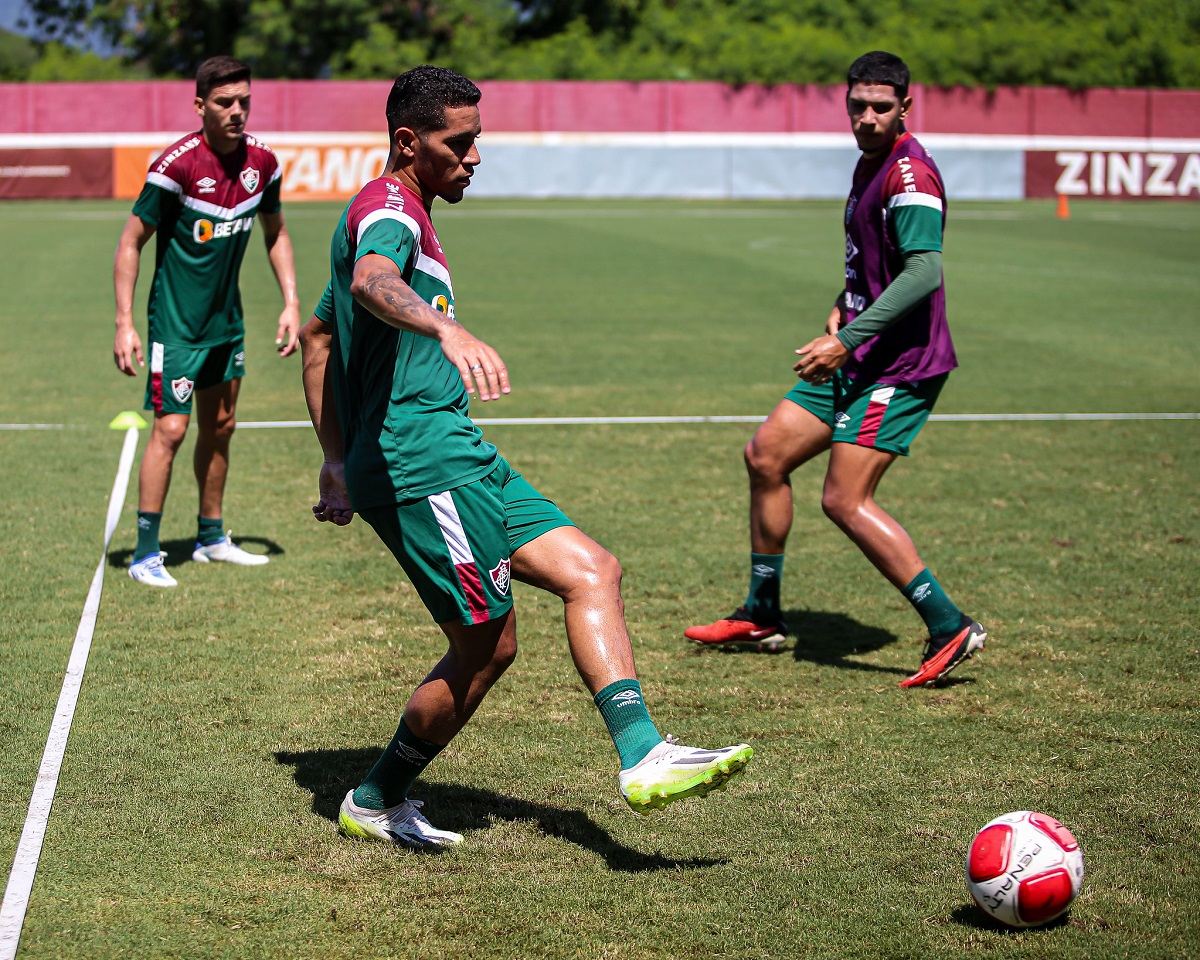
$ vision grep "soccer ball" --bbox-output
[966,811,1085,928]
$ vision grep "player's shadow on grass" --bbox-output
[784,609,908,677]
[275,747,726,873]
[108,536,284,569]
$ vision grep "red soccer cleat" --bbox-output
[900,616,987,688]
[685,607,788,652]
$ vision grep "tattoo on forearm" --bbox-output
[361,273,443,329]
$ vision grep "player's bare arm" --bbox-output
[112,214,156,376]
[260,210,301,357]
[299,315,353,526]
[350,253,510,401]
[824,304,843,337]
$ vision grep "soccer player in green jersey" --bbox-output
[687,51,986,688]
[300,66,753,848]
[114,56,301,588]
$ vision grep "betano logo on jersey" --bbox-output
[431,294,455,321]
[193,216,255,243]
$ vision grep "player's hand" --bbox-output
[275,303,302,357]
[313,461,354,526]
[794,334,849,384]
[824,305,844,337]
[438,324,511,402]
[114,324,144,377]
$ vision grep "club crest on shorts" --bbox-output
[171,377,194,403]
[489,558,511,595]
[239,167,260,193]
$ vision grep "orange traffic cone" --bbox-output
[1056,194,1070,220]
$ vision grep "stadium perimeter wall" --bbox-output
[2,80,1199,201]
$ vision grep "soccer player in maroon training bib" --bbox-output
[686,51,987,688]
[113,57,301,588]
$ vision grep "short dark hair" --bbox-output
[847,51,910,100]
[196,56,251,100]
[386,65,481,137]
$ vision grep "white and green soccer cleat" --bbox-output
[337,791,463,849]
[192,533,269,566]
[618,736,753,814]
[128,551,178,588]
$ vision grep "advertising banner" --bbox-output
[1025,149,1200,199]
[0,148,111,198]
[113,139,390,201]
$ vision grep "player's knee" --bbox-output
[592,546,624,590]
[570,543,623,593]
[491,630,518,674]
[745,437,783,483]
[820,487,855,527]
[152,419,188,450]
[213,414,237,441]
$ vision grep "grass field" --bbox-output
[0,197,1197,960]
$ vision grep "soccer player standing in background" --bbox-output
[300,65,752,847]
[686,51,987,688]
[113,56,301,587]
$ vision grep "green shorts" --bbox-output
[784,371,949,456]
[145,339,245,415]
[359,457,574,626]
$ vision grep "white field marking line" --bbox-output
[0,426,139,960]
[2,413,1198,432]
[234,413,1200,428]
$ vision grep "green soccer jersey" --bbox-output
[316,177,498,508]
[132,131,282,347]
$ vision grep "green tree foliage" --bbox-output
[17,0,1200,87]
[0,28,39,81]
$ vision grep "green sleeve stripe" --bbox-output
[890,203,943,255]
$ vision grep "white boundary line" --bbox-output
[234,412,1197,428]
[1,413,1198,432]
[0,427,139,960]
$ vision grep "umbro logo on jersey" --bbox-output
[239,167,260,193]
[489,558,511,595]
[911,583,933,603]
[611,690,642,707]
[845,236,860,262]
[197,176,217,194]
[171,377,194,403]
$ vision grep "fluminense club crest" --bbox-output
[171,377,194,403]
[239,167,260,192]
[489,558,511,595]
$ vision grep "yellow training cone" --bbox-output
[109,411,148,430]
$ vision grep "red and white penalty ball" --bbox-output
[966,811,1085,928]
